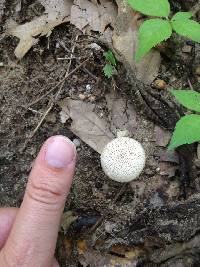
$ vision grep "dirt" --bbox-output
[1,1,200,267]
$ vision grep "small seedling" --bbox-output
[127,0,200,61]
[103,50,117,78]
[169,90,200,149]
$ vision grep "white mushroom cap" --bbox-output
[100,137,146,182]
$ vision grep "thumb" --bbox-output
[0,136,76,267]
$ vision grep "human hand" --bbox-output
[0,136,76,267]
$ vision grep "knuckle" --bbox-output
[27,177,65,209]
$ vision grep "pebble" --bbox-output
[46,113,56,123]
[78,93,86,100]
[73,138,81,148]
[152,79,167,90]
[86,84,92,93]
[89,95,96,102]
[166,180,180,199]
[88,43,101,51]
[182,45,192,53]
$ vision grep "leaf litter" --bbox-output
[6,0,161,84]
[58,92,137,154]
[71,0,117,32]
[6,0,72,59]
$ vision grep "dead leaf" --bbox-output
[59,91,137,153]
[64,237,73,257]
[154,126,171,147]
[59,98,71,124]
[59,98,114,154]
[113,0,161,85]
[70,0,117,32]
[77,240,143,267]
[6,0,72,59]
[105,90,137,136]
[157,150,179,164]
[159,162,178,178]
[60,211,78,233]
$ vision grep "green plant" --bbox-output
[103,50,117,78]
[168,90,200,150]
[127,0,200,61]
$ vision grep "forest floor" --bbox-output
[1,0,200,266]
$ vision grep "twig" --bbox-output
[188,78,194,90]
[58,39,98,81]
[26,57,90,108]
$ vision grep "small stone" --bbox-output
[78,93,86,100]
[86,84,92,93]
[152,79,167,90]
[56,42,60,49]
[195,66,200,76]
[104,221,115,233]
[166,180,180,199]
[182,45,192,53]
[89,95,96,102]
[156,167,160,173]
[88,43,101,51]
[73,138,81,148]
[46,112,56,123]
[0,62,4,67]
[60,110,69,124]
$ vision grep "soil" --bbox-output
[1,1,200,267]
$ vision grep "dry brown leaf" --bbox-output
[159,162,178,178]
[105,90,137,136]
[59,99,114,154]
[6,0,72,59]
[59,92,137,153]
[60,211,78,233]
[154,126,171,147]
[157,150,179,164]
[77,241,143,267]
[71,0,117,32]
[113,0,161,85]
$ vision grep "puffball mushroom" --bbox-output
[100,137,146,182]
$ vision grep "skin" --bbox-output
[0,136,77,267]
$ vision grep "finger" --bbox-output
[0,136,76,267]
[0,208,18,249]
[52,258,60,267]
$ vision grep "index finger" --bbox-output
[0,136,76,267]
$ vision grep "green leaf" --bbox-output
[171,19,200,43]
[127,0,170,17]
[135,19,172,61]
[168,114,200,149]
[171,12,192,21]
[103,50,116,66]
[103,64,115,78]
[171,89,200,112]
